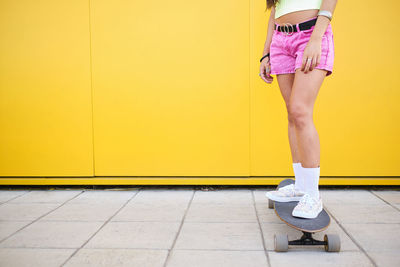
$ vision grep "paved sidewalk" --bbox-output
[0,187,399,267]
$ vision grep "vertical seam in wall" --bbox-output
[88,0,96,177]
[248,0,251,177]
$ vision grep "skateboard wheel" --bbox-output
[324,234,341,252]
[268,199,274,209]
[274,234,288,252]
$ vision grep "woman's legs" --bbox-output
[289,68,327,169]
[266,69,326,210]
[270,67,327,218]
[286,68,327,206]
[276,73,300,163]
[276,73,306,192]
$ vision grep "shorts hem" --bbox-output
[270,70,296,75]
[294,66,333,76]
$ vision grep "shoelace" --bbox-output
[296,194,315,209]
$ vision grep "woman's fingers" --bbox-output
[259,63,273,84]
[261,73,273,83]
[265,69,273,80]
[259,65,267,82]
[301,55,308,71]
[259,66,268,83]
[261,72,273,83]
[310,56,317,71]
[304,57,312,73]
[265,63,274,83]
[260,72,268,83]
[265,75,273,83]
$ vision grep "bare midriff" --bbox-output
[274,9,319,25]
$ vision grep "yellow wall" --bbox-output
[0,0,93,176]
[0,0,399,185]
[90,0,250,176]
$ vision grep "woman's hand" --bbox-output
[301,37,322,73]
[259,57,274,84]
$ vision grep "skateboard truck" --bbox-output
[274,232,340,252]
[289,232,325,246]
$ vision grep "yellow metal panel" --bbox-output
[90,0,250,176]
[0,1,93,176]
[251,0,400,176]
[0,177,399,186]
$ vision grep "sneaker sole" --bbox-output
[292,206,323,219]
[265,192,303,202]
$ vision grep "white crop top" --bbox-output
[274,0,322,19]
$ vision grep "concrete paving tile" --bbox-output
[166,250,268,267]
[0,221,103,248]
[342,223,400,252]
[0,203,59,221]
[68,190,137,204]
[41,203,123,221]
[320,190,385,206]
[368,251,400,267]
[85,221,180,249]
[0,248,75,267]
[253,189,274,203]
[64,248,168,267]
[132,189,193,204]
[372,191,400,205]
[112,202,187,222]
[0,191,29,203]
[185,203,257,223]
[269,251,373,267]
[249,190,283,223]
[192,190,253,205]
[8,190,82,203]
[260,221,359,251]
[0,221,31,240]
[174,222,263,250]
[325,203,400,224]
[255,202,285,223]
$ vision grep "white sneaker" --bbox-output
[292,193,323,219]
[265,184,305,202]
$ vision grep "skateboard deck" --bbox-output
[268,178,340,252]
[274,179,330,232]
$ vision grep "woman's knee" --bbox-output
[288,103,311,128]
[286,104,296,125]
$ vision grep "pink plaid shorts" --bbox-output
[269,16,334,76]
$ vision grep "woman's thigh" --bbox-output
[290,68,327,113]
[277,73,295,107]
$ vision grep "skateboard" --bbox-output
[267,178,340,252]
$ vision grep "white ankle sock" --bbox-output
[301,165,320,199]
[292,162,303,191]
